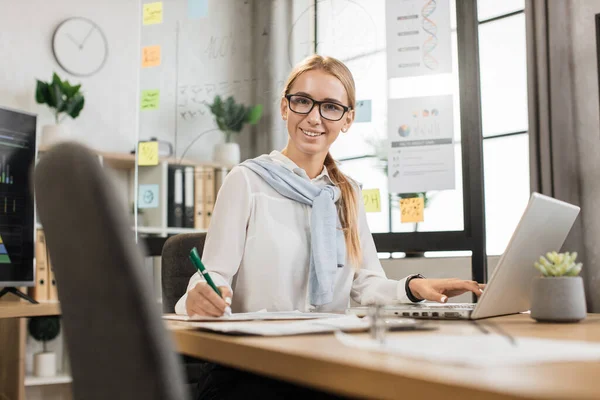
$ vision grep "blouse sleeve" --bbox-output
[175,167,252,315]
[350,185,415,305]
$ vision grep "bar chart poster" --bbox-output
[387,95,455,193]
[385,0,452,78]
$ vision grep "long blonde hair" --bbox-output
[282,54,362,267]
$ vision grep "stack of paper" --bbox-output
[163,310,345,322]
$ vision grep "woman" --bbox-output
[176,54,483,319]
[176,54,484,399]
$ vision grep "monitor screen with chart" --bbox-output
[0,107,36,286]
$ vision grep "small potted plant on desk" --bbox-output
[35,72,85,147]
[28,316,61,377]
[207,95,262,166]
[531,251,587,323]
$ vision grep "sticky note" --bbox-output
[188,0,208,18]
[143,2,163,25]
[140,89,160,110]
[138,141,159,166]
[355,100,372,123]
[138,184,160,208]
[400,197,424,223]
[362,189,381,213]
[142,45,161,68]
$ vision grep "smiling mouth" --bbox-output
[301,129,324,137]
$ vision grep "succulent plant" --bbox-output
[534,251,582,277]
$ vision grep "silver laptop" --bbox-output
[348,192,580,320]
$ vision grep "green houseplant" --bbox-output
[35,72,85,147]
[28,316,61,377]
[207,95,262,165]
[530,252,587,323]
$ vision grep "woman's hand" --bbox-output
[185,282,233,317]
[408,278,485,303]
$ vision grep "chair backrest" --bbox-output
[34,142,189,400]
[161,233,206,313]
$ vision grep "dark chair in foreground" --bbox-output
[34,142,189,400]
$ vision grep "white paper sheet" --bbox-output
[385,0,452,78]
[388,95,455,193]
[183,315,371,336]
[163,310,345,322]
[336,332,600,367]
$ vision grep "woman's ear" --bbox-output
[280,97,288,120]
[342,108,355,132]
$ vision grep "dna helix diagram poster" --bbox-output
[385,0,452,78]
[387,95,455,193]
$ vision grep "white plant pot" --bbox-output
[33,351,57,377]
[41,124,71,148]
[213,142,240,166]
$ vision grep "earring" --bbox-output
[342,128,347,133]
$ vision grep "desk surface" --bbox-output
[169,313,600,400]
[0,301,61,319]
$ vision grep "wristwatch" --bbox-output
[405,274,426,303]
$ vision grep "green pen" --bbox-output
[189,247,222,297]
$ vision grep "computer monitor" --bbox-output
[0,106,36,300]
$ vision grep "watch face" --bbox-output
[52,17,108,77]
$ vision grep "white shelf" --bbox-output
[135,226,207,235]
[25,374,72,386]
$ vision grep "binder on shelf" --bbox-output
[47,253,58,301]
[183,166,195,228]
[203,167,215,228]
[194,166,205,230]
[215,167,228,198]
[29,229,48,301]
[168,166,184,228]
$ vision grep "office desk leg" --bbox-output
[0,317,26,400]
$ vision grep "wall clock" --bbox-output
[52,17,108,77]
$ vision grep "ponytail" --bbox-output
[324,152,361,268]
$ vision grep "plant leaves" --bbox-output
[247,104,263,124]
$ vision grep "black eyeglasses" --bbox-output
[285,94,351,122]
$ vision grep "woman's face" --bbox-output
[280,69,354,158]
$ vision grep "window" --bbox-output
[317,0,529,257]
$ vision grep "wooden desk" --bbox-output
[0,300,61,400]
[169,314,600,400]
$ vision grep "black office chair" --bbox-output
[161,232,208,396]
[161,232,207,314]
[34,142,189,400]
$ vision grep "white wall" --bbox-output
[0,0,140,153]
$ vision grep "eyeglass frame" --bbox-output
[284,93,352,121]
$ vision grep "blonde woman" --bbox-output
[176,55,484,397]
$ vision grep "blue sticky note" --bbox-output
[355,100,372,123]
[138,184,160,209]
[188,0,208,19]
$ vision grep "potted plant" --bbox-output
[207,95,262,165]
[530,251,587,322]
[28,316,61,377]
[35,72,85,147]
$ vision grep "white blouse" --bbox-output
[175,151,414,315]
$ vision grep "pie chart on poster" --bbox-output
[398,125,411,137]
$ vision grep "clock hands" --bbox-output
[66,33,81,48]
[80,26,96,49]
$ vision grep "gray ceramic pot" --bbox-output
[530,276,587,322]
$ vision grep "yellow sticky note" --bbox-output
[138,141,159,166]
[400,197,424,223]
[140,89,160,110]
[142,45,161,67]
[143,2,163,25]
[362,189,381,213]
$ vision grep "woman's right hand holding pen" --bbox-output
[185,282,233,317]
